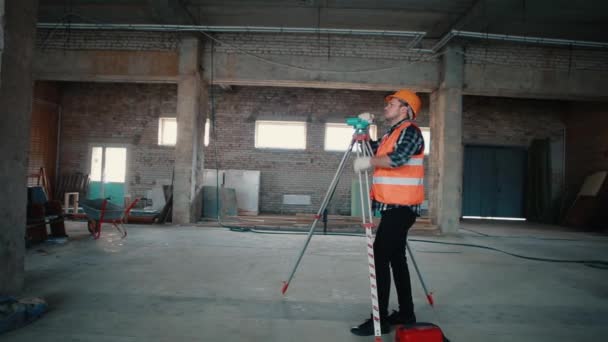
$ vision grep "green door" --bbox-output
[89,146,127,204]
[463,146,526,218]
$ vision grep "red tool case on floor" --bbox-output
[395,323,449,342]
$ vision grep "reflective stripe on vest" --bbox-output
[371,121,425,206]
[373,177,424,186]
[403,158,424,166]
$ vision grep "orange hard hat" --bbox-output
[385,89,422,118]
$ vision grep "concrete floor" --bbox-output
[3,220,608,342]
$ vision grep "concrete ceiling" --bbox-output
[38,0,608,42]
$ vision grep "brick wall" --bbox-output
[206,91,568,215]
[33,29,439,71]
[205,86,403,215]
[463,41,608,72]
[59,83,177,199]
[212,32,430,61]
[36,29,179,51]
[34,29,428,61]
[58,82,572,216]
[59,83,426,215]
[463,96,566,147]
[565,102,608,202]
[34,29,608,74]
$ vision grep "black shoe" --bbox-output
[350,316,391,336]
[386,310,416,326]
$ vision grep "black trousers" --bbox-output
[373,206,416,318]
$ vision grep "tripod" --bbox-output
[281,118,434,341]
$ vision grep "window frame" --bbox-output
[158,117,177,146]
[420,127,430,155]
[204,118,211,147]
[254,120,307,150]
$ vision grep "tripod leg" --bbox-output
[406,240,434,306]
[362,141,375,222]
[281,138,356,295]
[356,144,369,226]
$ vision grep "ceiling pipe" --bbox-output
[36,22,425,38]
[405,33,424,49]
[432,30,608,51]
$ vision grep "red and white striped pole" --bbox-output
[365,222,382,341]
[357,134,383,342]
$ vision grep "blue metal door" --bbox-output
[463,146,526,218]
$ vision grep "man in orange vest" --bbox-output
[350,89,425,336]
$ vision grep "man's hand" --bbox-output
[358,112,375,123]
[354,157,373,172]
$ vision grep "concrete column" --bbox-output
[429,45,464,235]
[0,0,38,294]
[173,36,206,224]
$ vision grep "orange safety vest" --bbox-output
[371,121,425,206]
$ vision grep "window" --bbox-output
[204,118,211,147]
[421,127,430,155]
[104,147,127,182]
[158,117,177,146]
[90,146,127,183]
[324,123,377,151]
[255,121,307,150]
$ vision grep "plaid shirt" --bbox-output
[370,118,424,214]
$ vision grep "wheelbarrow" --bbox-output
[81,198,139,239]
